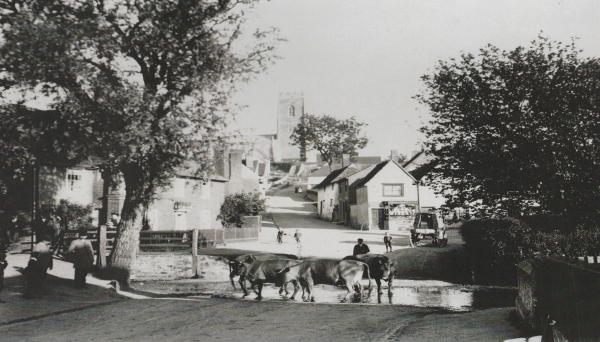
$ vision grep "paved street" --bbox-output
[0,295,518,342]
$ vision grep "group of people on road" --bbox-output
[276,227,302,244]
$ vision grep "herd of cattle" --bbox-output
[226,253,394,303]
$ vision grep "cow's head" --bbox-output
[376,256,393,281]
[242,254,256,264]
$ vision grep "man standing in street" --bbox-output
[66,230,95,288]
[24,235,53,298]
[0,244,7,298]
[383,232,393,253]
[276,227,285,244]
[353,238,370,256]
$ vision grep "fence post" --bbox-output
[97,225,107,269]
[191,228,199,278]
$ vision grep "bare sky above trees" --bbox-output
[232,0,600,156]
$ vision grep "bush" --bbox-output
[462,217,600,284]
[461,218,537,284]
[218,192,265,228]
[38,200,94,241]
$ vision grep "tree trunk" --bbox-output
[107,180,145,288]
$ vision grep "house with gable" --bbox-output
[313,166,347,221]
[313,163,374,222]
[402,150,446,211]
[348,159,421,231]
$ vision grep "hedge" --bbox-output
[461,217,600,285]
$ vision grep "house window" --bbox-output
[289,105,295,117]
[330,198,333,207]
[382,183,404,197]
[66,171,81,191]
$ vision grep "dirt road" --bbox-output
[0,296,519,342]
[225,186,414,258]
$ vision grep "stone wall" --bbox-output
[131,252,230,281]
[516,257,600,340]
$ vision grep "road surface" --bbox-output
[0,296,519,342]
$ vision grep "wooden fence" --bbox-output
[137,227,259,253]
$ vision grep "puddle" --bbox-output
[184,280,516,312]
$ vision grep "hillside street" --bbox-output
[0,188,521,342]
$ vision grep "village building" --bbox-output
[313,153,446,231]
[36,149,262,231]
[313,163,373,222]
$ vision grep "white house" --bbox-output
[402,150,446,210]
[348,160,422,231]
[314,164,374,222]
[313,166,346,220]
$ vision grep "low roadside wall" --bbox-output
[131,253,230,281]
[241,215,261,229]
[516,257,600,341]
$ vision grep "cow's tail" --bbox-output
[276,261,303,274]
[359,261,372,294]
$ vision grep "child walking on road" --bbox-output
[276,227,285,244]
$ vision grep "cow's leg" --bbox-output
[341,282,354,303]
[387,278,393,295]
[299,278,308,301]
[305,277,315,302]
[355,282,364,302]
[375,278,382,295]
[255,281,263,300]
[289,280,299,301]
[240,277,249,297]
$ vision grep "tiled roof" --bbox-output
[351,159,417,188]
[310,164,343,177]
[313,166,349,190]
[331,164,371,184]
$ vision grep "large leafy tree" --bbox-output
[417,37,600,221]
[291,114,368,169]
[0,0,278,285]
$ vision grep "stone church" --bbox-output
[246,93,313,163]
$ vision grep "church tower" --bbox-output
[276,93,305,161]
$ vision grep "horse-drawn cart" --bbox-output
[410,211,448,247]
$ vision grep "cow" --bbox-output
[280,258,372,303]
[242,256,303,300]
[344,254,393,302]
[227,253,297,295]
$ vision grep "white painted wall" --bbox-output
[316,183,339,220]
[366,162,419,208]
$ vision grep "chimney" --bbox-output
[213,145,230,179]
[390,150,399,161]
[341,154,351,167]
[229,149,244,181]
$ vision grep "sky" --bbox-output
[231,0,600,158]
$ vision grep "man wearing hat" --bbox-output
[353,238,370,256]
[66,230,95,288]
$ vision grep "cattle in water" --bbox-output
[343,254,393,301]
[280,258,372,303]
[227,254,297,294]
[242,256,303,300]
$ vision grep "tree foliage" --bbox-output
[417,36,600,221]
[291,114,368,168]
[218,192,265,228]
[0,0,278,284]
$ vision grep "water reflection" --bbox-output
[203,281,516,312]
